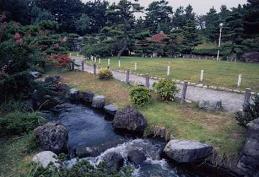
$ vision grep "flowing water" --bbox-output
[49,103,203,177]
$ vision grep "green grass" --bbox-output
[55,71,245,155]
[87,56,259,92]
[0,134,35,177]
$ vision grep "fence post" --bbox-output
[93,63,97,75]
[98,58,101,64]
[181,81,188,104]
[72,59,75,71]
[237,74,242,87]
[118,60,121,68]
[94,57,97,63]
[81,60,84,71]
[134,62,137,71]
[145,75,150,88]
[126,69,130,84]
[200,70,204,82]
[167,66,170,76]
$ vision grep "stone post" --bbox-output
[237,74,242,87]
[243,88,251,107]
[167,66,170,76]
[181,81,188,104]
[145,75,150,88]
[81,60,84,71]
[126,69,130,84]
[200,70,204,82]
[93,63,97,75]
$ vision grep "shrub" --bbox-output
[27,160,133,177]
[153,79,178,101]
[0,111,45,135]
[0,100,32,113]
[235,95,259,127]
[98,68,113,80]
[129,86,151,106]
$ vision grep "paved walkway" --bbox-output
[73,58,245,112]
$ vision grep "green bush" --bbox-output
[98,68,113,80]
[235,95,259,127]
[153,79,178,101]
[0,111,45,135]
[0,100,32,113]
[129,86,151,106]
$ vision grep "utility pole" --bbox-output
[217,23,223,61]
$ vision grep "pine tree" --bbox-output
[244,0,259,35]
[204,7,220,43]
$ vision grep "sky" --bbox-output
[82,0,247,15]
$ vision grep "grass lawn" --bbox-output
[55,71,245,155]
[86,56,259,92]
[0,134,34,177]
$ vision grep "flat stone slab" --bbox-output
[164,140,213,163]
[92,95,105,109]
[104,104,118,116]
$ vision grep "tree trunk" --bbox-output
[117,39,127,58]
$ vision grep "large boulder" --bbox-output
[198,100,223,112]
[91,95,105,109]
[101,152,124,171]
[34,123,68,154]
[127,149,146,166]
[113,106,147,135]
[32,151,60,168]
[164,140,213,163]
[242,52,259,63]
[237,118,259,177]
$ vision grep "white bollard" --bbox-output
[118,60,121,68]
[98,58,101,64]
[167,66,170,76]
[91,55,93,61]
[77,53,79,57]
[108,59,110,66]
[237,74,242,87]
[134,62,137,71]
[94,57,97,63]
[200,70,204,82]
[69,53,72,57]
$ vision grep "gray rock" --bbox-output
[69,88,80,102]
[164,140,213,163]
[34,123,68,154]
[237,118,259,177]
[30,71,42,79]
[32,151,60,168]
[80,91,94,103]
[113,106,147,135]
[102,152,124,171]
[91,95,105,109]
[104,104,118,120]
[198,100,223,111]
[127,150,146,166]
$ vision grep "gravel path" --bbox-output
[74,58,245,112]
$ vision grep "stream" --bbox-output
[47,103,209,177]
